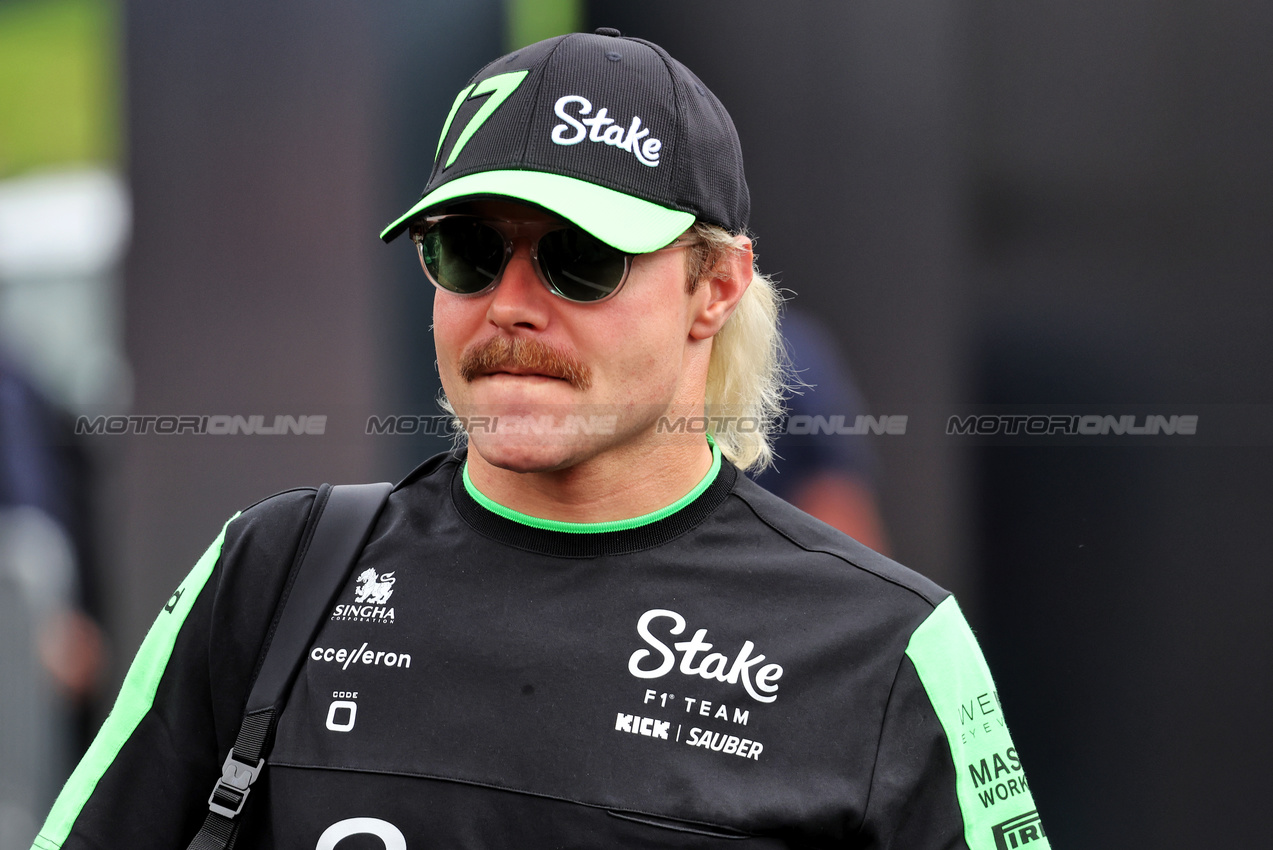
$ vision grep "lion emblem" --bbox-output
[354,568,396,604]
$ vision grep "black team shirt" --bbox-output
[35,449,1049,850]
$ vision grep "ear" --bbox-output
[688,236,753,340]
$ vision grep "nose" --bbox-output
[486,239,551,331]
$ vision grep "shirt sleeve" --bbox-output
[860,596,1051,850]
[32,489,315,850]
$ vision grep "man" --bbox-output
[34,30,1048,849]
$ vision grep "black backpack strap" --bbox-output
[187,482,392,850]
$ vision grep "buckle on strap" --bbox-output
[208,750,265,819]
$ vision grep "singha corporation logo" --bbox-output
[331,568,398,624]
[354,568,396,604]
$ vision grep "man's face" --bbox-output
[432,200,710,474]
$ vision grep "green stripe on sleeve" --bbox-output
[32,514,239,850]
[904,597,1050,850]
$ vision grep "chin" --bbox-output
[466,433,588,475]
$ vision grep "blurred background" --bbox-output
[2,0,1271,847]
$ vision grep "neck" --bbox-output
[464,433,717,524]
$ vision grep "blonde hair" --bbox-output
[685,222,791,473]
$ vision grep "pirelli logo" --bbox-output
[991,810,1045,849]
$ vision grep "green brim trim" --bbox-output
[379,170,696,253]
[463,436,721,534]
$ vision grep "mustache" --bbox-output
[458,336,592,391]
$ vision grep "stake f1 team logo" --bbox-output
[628,608,784,703]
[991,810,1045,849]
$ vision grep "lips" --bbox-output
[483,367,565,380]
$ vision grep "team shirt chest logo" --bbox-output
[551,95,663,167]
[628,608,784,703]
[354,568,396,604]
[330,568,398,624]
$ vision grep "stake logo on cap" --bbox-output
[550,94,664,167]
[380,29,749,254]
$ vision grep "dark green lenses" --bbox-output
[414,217,631,303]
[535,227,630,302]
[419,218,505,295]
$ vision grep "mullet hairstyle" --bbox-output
[685,221,791,473]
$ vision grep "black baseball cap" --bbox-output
[379,29,749,253]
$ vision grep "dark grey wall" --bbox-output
[119,1,383,659]
[116,0,502,665]
[965,3,1273,847]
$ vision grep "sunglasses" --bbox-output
[408,214,695,304]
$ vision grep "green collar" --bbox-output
[462,437,722,534]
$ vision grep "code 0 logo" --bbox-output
[992,810,1045,849]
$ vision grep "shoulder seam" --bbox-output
[729,488,945,609]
